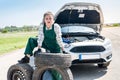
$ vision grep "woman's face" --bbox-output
[44,14,54,27]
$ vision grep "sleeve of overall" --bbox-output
[54,23,63,48]
[37,24,44,47]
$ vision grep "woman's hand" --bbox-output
[38,45,41,49]
[61,47,64,51]
[61,47,66,53]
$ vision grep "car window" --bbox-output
[61,26,96,33]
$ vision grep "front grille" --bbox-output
[72,59,106,64]
[70,46,105,53]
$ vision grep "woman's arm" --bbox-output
[54,23,64,49]
[37,24,44,48]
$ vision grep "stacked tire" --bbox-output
[33,53,73,80]
[7,53,73,80]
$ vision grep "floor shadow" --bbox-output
[70,64,107,80]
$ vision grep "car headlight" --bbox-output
[104,39,112,46]
[104,42,111,46]
[104,41,112,50]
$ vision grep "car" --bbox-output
[55,2,112,68]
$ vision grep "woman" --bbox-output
[19,11,63,63]
[37,11,63,53]
[19,11,63,80]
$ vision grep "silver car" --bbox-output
[55,2,112,68]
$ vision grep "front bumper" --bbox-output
[70,51,112,64]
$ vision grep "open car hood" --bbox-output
[55,2,104,32]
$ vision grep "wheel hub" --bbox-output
[12,71,25,80]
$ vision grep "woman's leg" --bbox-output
[24,37,38,56]
[18,37,38,63]
[50,69,62,80]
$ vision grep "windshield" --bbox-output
[61,26,96,34]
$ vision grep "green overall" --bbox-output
[42,25,61,53]
[24,25,61,55]
[42,25,62,80]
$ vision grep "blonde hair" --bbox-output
[42,11,54,24]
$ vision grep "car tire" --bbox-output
[7,63,33,80]
[98,62,110,68]
[34,53,72,68]
[32,66,73,80]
